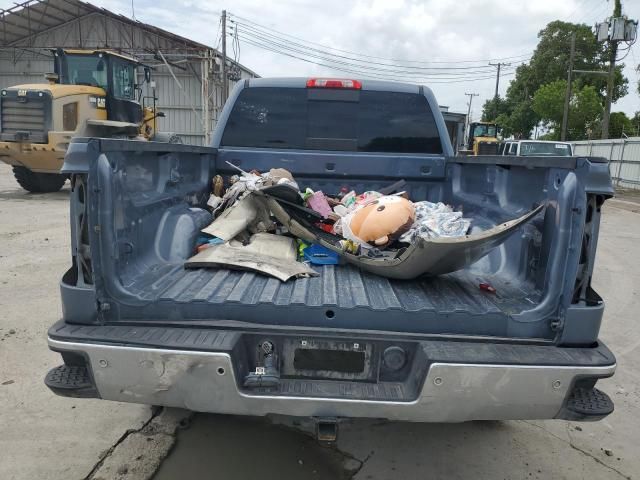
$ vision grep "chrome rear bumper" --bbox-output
[48,338,615,423]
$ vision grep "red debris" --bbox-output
[479,282,497,294]
[315,222,335,233]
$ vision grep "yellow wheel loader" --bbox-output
[460,122,500,156]
[0,49,173,193]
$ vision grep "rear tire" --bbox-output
[12,166,67,193]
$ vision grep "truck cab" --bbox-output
[54,49,144,125]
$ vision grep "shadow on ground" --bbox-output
[153,413,630,480]
[0,186,70,201]
[152,415,519,480]
[153,414,356,480]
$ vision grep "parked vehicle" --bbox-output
[45,78,615,437]
[500,140,573,157]
[0,48,170,193]
[499,141,516,155]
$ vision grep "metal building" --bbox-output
[0,0,259,145]
[439,106,466,154]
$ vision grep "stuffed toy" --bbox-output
[348,196,416,247]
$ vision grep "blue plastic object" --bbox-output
[196,234,224,247]
[303,244,340,265]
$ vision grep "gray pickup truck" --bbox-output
[45,78,616,435]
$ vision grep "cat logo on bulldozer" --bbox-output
[90,96,106,109]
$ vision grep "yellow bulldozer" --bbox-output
[460,121,500,156]
[0,48,174,192]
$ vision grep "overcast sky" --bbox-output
[4,0,640,119]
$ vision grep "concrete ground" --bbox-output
[0,162,638,479]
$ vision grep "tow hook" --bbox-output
[315,417,339,443]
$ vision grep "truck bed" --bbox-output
[119,262,540,335]
[60,139,611,343]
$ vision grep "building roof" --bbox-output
[0,0,259,76]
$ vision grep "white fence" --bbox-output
[572,137,640,190]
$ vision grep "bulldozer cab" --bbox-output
[53,49,147,125]
[465,121,499,155]
[0,48,170,193]
[466,122,497,149]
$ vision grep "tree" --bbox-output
[497,100,537,138]
[532,80,602,140]
[632,112,640,136]
[609,112,634,138]
[481,97,509,123]
[483,20,628,138]
[531,81,565,127]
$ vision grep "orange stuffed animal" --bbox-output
[349,196,416,247]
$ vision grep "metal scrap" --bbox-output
[185,233,318,282]
[262,190,545,280]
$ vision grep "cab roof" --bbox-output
[59,49,142,65]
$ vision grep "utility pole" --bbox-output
[221,10,228,103]
[488,62,510,120]
[601,0,622,139]
[464,92,479,147]
[561,32,576,141]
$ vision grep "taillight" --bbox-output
[306,78,362,89]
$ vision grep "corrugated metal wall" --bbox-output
[0,57,51,89]
[0,12,256,146]
[141,66,205,145]
[141,65,250,145]
[573,138,640,190]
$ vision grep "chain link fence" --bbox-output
[573,137,640,190]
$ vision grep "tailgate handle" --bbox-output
[325,163,336,172]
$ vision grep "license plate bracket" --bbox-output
[282,338,376,381]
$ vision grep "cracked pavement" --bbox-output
[0,163,638,480]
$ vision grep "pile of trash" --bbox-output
[186,163,543,282]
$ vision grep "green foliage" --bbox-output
[609,112,634,138]
[632,112,640,136]
[531,80,565,124]
[531,80,602,140]
[481,97,509,122]
[482,20,628,139]
[490,98,537,138]
[539,131,558,140]
[571,85,602,139]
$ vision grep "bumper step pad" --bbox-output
[563,387,614,421]
[44,365,99,399]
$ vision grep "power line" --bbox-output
[234,26,519,78]
[235,22,524,73]
[566,0,596,20]
[234,34,517,84]
[573,0,604,24]
[629,44,639,107]
[214,15,222,51]
[228,12,533,66]
[464,93,480,142]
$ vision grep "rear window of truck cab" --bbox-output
[519,142,572,156]
[221,87,443,154]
